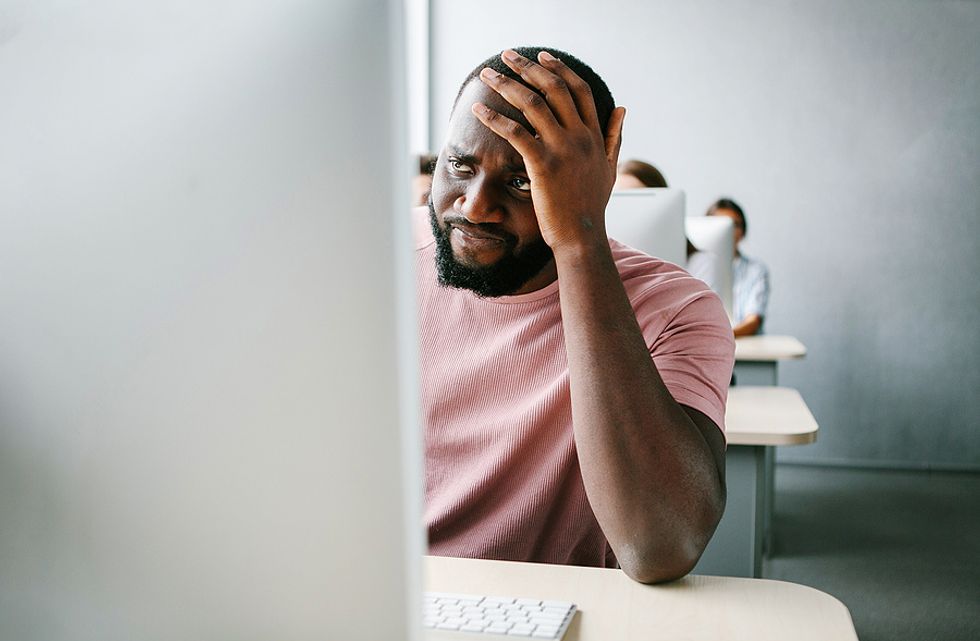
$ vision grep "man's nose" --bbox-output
[455,177,505,224]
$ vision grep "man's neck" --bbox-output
[510,259,559,295]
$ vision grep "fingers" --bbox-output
[470,101,541,161]
[604,106,627,169]
[535,50,601,132]
[496,49,581,129]
[478,67,560,136]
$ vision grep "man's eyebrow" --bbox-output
[446,145,526,173]
[447,146,478,165]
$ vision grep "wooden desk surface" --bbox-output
[734,335,807,361]
[424,556,857,641]
[725,386,818,446]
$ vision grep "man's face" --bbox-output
[428,80,557,297]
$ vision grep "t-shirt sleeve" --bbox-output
[645,289,735,438]
[685,250,720,294]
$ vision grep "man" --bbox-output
[416,47,734,583]
[707,198,771,336]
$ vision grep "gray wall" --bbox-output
[429,0,980,469]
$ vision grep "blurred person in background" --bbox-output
[412,153,438,207]
[707,198,769,337]
[615,158,668,190]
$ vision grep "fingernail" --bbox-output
[539,50,558,63]
[471,102,491,116]
[480,67,500,81]
[501,49,520,62]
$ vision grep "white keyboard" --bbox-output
[422,591,576,639]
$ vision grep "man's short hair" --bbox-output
[619,159,668,188]
[708,198,747,235]
[452,46,615,133]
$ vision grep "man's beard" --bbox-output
[428,201,554,298]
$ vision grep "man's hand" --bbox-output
[471,49,627,253]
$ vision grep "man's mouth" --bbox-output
[450,223,506,243]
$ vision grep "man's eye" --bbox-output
[511,177,531,192]
[448,159,472,174]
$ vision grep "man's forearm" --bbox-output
[733,313,762,337]
[553,238,724,583]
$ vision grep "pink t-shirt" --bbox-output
[415,208,734,568]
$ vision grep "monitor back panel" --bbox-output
[685,216,735,319]
[0,2,420,640]
[605,189,687,266]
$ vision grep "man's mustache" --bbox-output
[439,214,518,247]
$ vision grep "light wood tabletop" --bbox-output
[734,335,807,361]
[725,386,819,446]
[424,555,857,641]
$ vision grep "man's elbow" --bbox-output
[617,496,726,584]
[617,540,704,584]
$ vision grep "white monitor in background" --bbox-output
[0,2,422,640]
[605,189,687,266]
[685,216,735,321]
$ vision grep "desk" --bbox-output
[733,334,808,554]
[734,334,807,386]
[425,555,857,641]
[693,386,818,578]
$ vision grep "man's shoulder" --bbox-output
[608,238,728,332]
[412,206,436,251]
[608,238,709,296]
[737,253,769,275]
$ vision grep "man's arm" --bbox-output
[734,313,763,337]
[473,50,728,583]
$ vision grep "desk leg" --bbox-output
[732,361,778,386]
[693,444,764,578]
[763,446,775,556]
[732,361,779,557]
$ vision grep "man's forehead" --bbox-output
[445,80,529,165]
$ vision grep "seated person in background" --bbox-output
[707,198,770,336]
[411,152,438,207]
[417,46,734,583]
[614,159,721,294]
[614,158,668,190]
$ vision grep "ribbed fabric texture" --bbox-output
[415,209,734,568]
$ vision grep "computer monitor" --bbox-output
[605,189,687,266]
[685,216,735,320]
[0,2,422,640]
